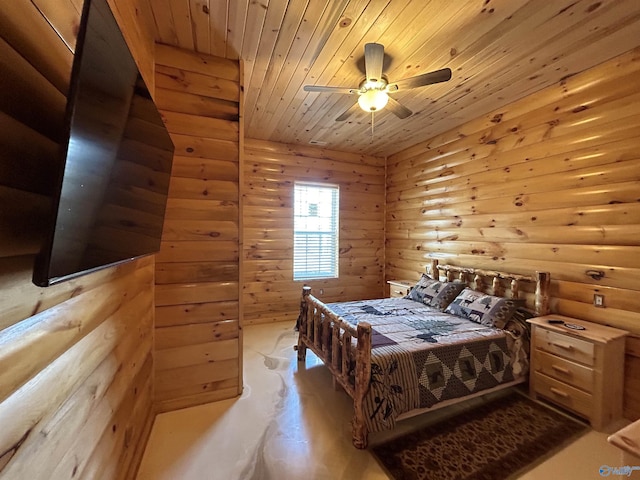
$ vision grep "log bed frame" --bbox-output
[294,259,550,448]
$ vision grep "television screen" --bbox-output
[33,0,174,287]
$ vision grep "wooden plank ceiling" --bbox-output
[146,0,640,157]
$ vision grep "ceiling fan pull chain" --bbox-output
[371,111,374,140]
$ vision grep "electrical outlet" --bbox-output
[593,294,604,307]
[319,288,324,295]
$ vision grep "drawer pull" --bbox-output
[394,290,404,295]
[550,387,569,398]
[551,342,574,350]
[551,364,571,375]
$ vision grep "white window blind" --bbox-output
[293,183,339,280]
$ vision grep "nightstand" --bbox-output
[528,315,628,430]
[387,280,413,298]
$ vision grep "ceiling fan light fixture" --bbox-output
[358,89,388,112]
[303,43,451,122]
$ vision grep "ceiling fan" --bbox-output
[303,43,452,122]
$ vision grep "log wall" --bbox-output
[154,44,243,412]
[386,47,640,420]
[0,0,156,478]
[243,139,386,325]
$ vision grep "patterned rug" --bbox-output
[371,392,588,480]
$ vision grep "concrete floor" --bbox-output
[137,321,630,480]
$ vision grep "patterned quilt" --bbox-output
[326,297,529,434]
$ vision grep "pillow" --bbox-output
[406,274,466,311]
[405,274,433,302]
[444,288,524,328]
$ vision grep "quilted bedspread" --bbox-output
[326,297,529,434]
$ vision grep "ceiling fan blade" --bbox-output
[335,101,361,122]
[364,43,384,83]
[387,68,452,92]
[303,85,359,94]
[386,97,412,119]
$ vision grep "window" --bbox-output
[293,183,339,280]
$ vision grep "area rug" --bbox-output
[372,392,588,480]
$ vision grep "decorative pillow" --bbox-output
[405,274,466,311]
[444,288,524,328]
[405,274,432,302]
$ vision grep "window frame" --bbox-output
[292,182,340,281]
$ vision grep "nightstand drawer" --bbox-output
[534,372,592,418]
[532,349,594,393]
[387,280,412,298]
[389,287,408,298]
[534,328,595,366]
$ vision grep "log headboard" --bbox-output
[429,259,550,316]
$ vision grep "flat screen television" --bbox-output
[33,0,174,287]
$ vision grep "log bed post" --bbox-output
[296,286,312,361]
[535,272,550,315]
[352,321,372,449]
[430,259,439,279]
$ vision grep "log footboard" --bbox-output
[295,286,372,448]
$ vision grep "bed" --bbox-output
[295,259,550,448]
